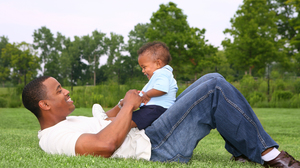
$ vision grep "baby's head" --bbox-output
[138,41,171,66]
[137,42,172,80]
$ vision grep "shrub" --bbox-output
[8,99,22,108]
[0,97,7,108]
[273,79,286,90]
[290,94,300,108]
[294,79,300,94]
[258,79,268,93]
[239,75,257,99]
[271,90,293,102]
[248,91,265,106]
[15,84,24,95]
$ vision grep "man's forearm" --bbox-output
[75,90,142,157]
[106,105,120,117]
[75,102,134,157]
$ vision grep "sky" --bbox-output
[0,0,243,52]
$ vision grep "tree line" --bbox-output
[1,0,300,89]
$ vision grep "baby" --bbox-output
[131,41,178,130]
[92,41,178,130]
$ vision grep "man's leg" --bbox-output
[145,73,278,164]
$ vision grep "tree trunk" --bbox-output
[94,54,96,86]
[24,71,27,86]
[71,70,73,92]
[267,65,270,102]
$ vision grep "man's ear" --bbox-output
[39,100,50,111]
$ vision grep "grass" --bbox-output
[0,108,299,168]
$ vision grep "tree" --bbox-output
[81,30,107,85]
[106,33,124,66]
[285,0,300,74]
[146,2,218,80]
[33,26,54,75]
[44,32,66,81]
[222,0,282,76]
[146,2,190,74]
[0,36,10,86]
[105,33,125,83]
[60,37,85,91]
[125,23,149,81]
[2,42,40,85]
[0,36,9,51]
[267,0,299,74]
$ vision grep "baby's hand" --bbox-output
[141,92,151,105]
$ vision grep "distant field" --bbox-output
[0,108,299,167]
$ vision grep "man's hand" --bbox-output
[122,89,142,110]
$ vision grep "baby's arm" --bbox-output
[141,89,166,105]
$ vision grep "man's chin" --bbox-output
[69,105,76,113]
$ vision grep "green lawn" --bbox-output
[0,108,299,168]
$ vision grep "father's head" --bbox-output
[22,76,75,119]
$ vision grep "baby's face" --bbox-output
[138,53,161,80]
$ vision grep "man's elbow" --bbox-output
[75,135,119,158]
[98,143,118,158]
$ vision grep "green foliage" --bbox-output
[290,94,300,108]
[71,81,145,108]
[0,97,7,108]
[0,87,22,108]
[1,42,40,86]
[81,30,107,85]
[222,0,283,76]
[2,1,300,86]
[248,91,266,106]
[146,2,218,80]
[239,75,258,99]
[294,78,300,94]
[236,73,300,108]
[271,91,293,102]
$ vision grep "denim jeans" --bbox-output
[145,73,278,164]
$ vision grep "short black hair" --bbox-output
[22,76,50,118]
[138,41,172,65]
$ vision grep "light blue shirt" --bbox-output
[140,65,178,108]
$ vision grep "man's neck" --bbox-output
[39,115,67,130]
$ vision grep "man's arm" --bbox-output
[75,90,142,157]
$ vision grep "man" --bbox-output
[22,43,300,167]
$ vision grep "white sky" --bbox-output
[0,0,243,51]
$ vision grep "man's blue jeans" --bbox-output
[145,73,278,164]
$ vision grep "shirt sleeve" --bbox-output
[39,127,83,156]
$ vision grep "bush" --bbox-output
[8,99,22,108]
[248,91,265,106]
[294,79,300,94]
[239,75,257,99]
[15,84,24,95]
[0,97,7,108]
[290,94,300,108]
[274,79,286,90]
[271,90,293,102]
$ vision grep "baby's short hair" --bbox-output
[138,41,172,65]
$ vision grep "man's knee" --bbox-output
[201,73,224,80]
